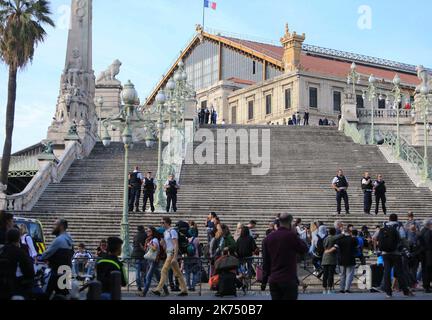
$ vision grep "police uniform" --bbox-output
[361,176,373,214]
[143,177,156,213]
[165,179,179,213]
[374,179,387,215]
[129,171,143,212]
[332,175,350,214]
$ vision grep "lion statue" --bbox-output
[97,59,122,83]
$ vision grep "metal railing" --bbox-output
[0,155,39,178]
[380,130,432,179]
[340,118,367,145]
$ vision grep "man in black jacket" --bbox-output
[131,226,147,292]
[374,174,387,215]
[0,211,14,247]
[335,228,358,293]
[0,228,35,300]
[419,220,432,293]
[129,167,143,213]
[332,169,350,215]
[361,172,373,215]
[164,175,180,213]
[96,237,127,298]
[142,172,156,213]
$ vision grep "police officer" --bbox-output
[129,166,143,213]
[142,172,156,213]
[164,175,180,213]
[361,172,373,215]
[374,174,387,215]
[332,169,350,215]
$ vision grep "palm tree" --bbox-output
[0,0,54,188]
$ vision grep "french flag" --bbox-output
[204,0,217,10]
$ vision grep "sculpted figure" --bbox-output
[97,59,122,83]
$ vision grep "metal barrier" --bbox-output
[54,254,374,297]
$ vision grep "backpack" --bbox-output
[0,247,14,300]
[186,238,197,257]
[378,225,400,252]
[314,235,326,257]
[178,233,189,255]
[157,240,167,262]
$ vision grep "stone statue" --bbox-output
[42,141,55,155]
[96,59,122,83]
[66,48,83,88]
[416,65,430,94]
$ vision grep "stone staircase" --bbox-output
[16,125,432,251]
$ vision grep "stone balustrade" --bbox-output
[357,108,413,122]
[3,141,83,211]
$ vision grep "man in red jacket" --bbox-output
[263,213,308,300]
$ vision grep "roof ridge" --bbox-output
[205,28,429,74]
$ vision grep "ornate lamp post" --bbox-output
[153,90,168,210]
[100,80,156,259]
[347,62,361,95]
[413,80,432,181]
[363,74,378,144]
[95,96,104,140]
[390,74,402,158]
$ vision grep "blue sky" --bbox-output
[1,0,431,152]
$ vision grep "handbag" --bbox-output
[144,248,158,262]
[209,274,219,290]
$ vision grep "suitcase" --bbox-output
[218,272,237,297]
[371,264,384,288]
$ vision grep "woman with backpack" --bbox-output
[184,228,201,292]
[141,227,168,297]
[311,225,327,276]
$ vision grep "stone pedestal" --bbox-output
[413,121,432,146]
[341,101,358,123]
[95,81,123,142]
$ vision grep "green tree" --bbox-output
[0,0,54,188]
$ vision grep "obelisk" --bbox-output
[47,0,97,154]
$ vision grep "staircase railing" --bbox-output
[5,141,82,211]
[339,118,367,145]
[379,130,432,180]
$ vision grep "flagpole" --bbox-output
[202,1,206,30]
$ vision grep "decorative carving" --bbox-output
[65,48,83,88]
[96,60,122,84]
[75,0,87,22]
[42,141,55,155]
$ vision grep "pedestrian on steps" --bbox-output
[332,169,350,215]
[142,172,156,213]
[164,175,180,213]
[361,172,373,215]
[129,166,143,213]
[374,174,387,215]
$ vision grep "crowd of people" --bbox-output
[1,208,432,301]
